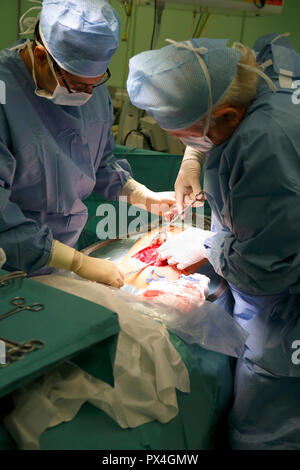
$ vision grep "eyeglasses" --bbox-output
[52,60,111,94]
[34,25,111,94]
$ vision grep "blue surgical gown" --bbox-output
[0,42,132,274]
[203,39,300,449]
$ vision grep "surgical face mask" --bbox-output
[35,82,92,106]
[27,40,92,106]
[180,135,215,153]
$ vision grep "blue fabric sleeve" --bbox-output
[204,122,300,296]
[94,98,133,201]
[204,231,227,277]
[0,112,53,273]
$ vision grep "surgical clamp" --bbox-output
[0,337,45,368]
[0,297,44,322]
[0,337,45,353]
[0,271,27,287]
[0,346,26,367]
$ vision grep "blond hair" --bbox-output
[214,44,260,111]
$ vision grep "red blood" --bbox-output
[133,239,168,267]
[143,290,163,298]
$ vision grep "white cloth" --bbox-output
[157,227,214,270]
[140,273,210,313]
[4,274,190,450]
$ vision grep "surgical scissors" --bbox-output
[151,190,205,244]
[0,297,44,322]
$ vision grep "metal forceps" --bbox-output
[0,296,44,322]
[0,346,26,367]
[0,271,27,288]
[151,190,205,244]
[0,337,45,367]
[0,337,45,354]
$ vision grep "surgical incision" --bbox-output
[119,226,209,312]
[132,238,168,266]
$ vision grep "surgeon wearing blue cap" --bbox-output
[0,0,175,288]
[127,34,300,449]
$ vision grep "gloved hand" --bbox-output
[144,190,176,215]
[120,178,176,215]
[47,240,124,288]
[174,146,205,214]
[72,254,124,288]
[157,227,214,270]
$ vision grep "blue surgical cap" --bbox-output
[127,38,242,130]
[39,0,120,77]
[253,33,296,53]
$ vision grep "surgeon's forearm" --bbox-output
[119,178,151,206]
[47,240,83,273]
[46,239,124,287]
[183,146,206,165]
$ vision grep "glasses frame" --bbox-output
[52,61,111,94]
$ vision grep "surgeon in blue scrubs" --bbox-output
[0,0,175,288]
[127,34,300,448]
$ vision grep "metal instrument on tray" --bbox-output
[0,297,44,322]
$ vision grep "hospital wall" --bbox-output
[0,0,299,90]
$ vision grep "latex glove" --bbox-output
[72,254,124,288]
[120,178,176,215]
[144,190,176,215]
[47,240,124,288]
[175,147,205,214]
[157,227,214,270]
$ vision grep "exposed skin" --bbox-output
[119,225,207,290]
[167,106,246,145]
[164,105,247,215]
[20,43,105,94]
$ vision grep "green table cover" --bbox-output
[0,146,231,450]
[0,271,120,399]
[0,334,233,450]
